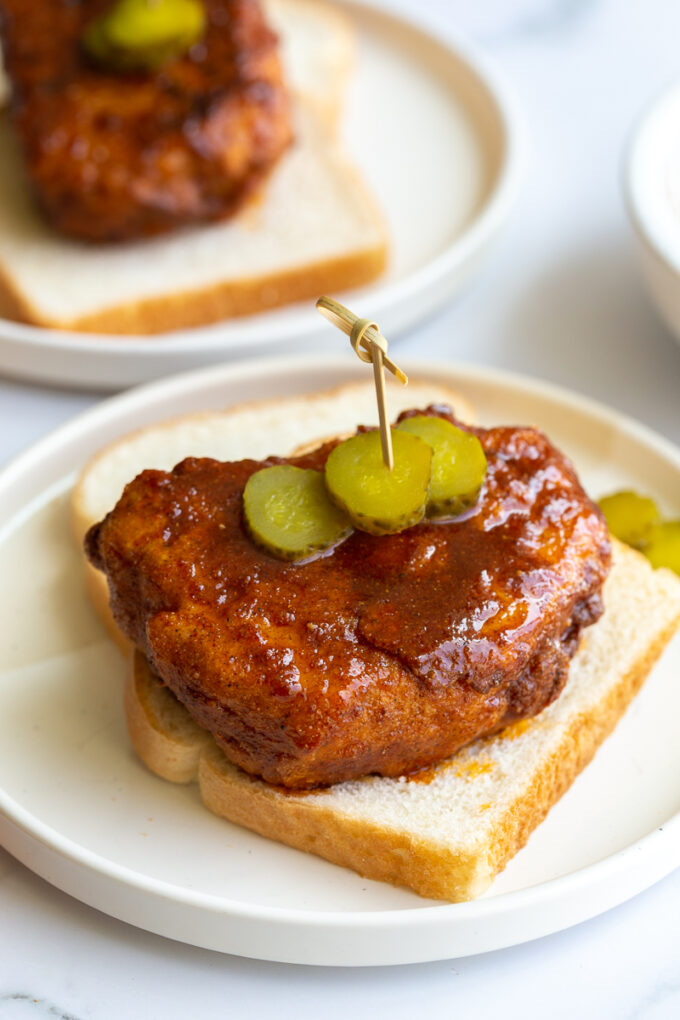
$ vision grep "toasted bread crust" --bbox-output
[485,604,680,880]
[84,561,130,656]
[199,739,492,901]
[125,651,213,783]
[0,241,387,335]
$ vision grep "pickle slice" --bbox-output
[324,430,432,535]
[642,521,680,575]
[396,415,487,517]
[83,0,206,72]
[598,490,660,549]
[244,465,351,562]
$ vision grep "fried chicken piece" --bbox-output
[85,408,611,788]
[0,0,292,242]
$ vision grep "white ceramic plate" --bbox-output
[1,356,679,967]
[624,80,680,348]
[0,2,523,390]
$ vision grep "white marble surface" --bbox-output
[1,0,680,1015]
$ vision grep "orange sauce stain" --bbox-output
[455,758,495,780]
[405,755,496,784]
[500,718,534,740]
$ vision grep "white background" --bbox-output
[1,0,680,1016]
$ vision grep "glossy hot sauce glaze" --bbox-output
[0,0,291,241]
[86,407,611,788]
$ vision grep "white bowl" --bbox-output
[623,80,680,346]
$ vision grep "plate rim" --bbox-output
[3,765,679,927]
[0,0,526,363]
[1,354,679,963]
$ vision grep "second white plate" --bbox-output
[0,1,523,390]
[0,356,679,966]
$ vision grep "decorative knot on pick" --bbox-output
[316,296,408,470]
[350,318,383,362]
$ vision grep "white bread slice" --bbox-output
[0,102,386,334]
[266,0,355,126]
[125,652,214,784]
[126,541,680,902]
[0,2,384,334]
[73,378,476,654]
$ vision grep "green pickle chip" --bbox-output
[243,465,351,562]
[396,415,487,517]
[598,490,660,549]
[83,0,206,72]
[643,521,680,575]
[324,430,432,535]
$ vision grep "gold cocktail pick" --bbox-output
[316,296,408,470]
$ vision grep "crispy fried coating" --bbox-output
[0,0,292,241]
